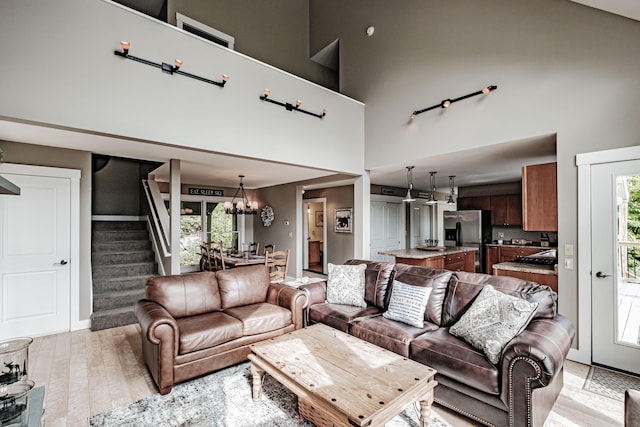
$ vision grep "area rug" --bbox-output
[88,362,449,427]
[583,365,640,401]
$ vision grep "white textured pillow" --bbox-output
[326,263,367,308]
[383,280,431,328]
[449,285,538,364]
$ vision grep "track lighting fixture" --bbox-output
[410,85,497,120]
[114,41,229,87]
[403,166,416,202]
[259,89,328,119]
[425,171,438,204]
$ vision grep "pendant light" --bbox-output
[403,166,416,202]
[224,175,258,215]
[425,171,438,204]
[447,175,456,204]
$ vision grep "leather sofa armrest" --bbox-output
[134,299,180,394]
[299,281,327,306]
[626,389,640,426]
[266,284,308,329]
[499,314,575,408]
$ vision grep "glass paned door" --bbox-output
[591,161,640,375]
[615,175,640,346]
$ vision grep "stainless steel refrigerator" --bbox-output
[443,210,491,273]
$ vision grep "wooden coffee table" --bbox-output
[248,323,437,427]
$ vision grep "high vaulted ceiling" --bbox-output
[1,0,638,191]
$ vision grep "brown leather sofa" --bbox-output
[134,264,307,394]
[300,260,575,427]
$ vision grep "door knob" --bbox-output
[55,260,68,266]
[595,271,610,278]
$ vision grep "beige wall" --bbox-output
[0,141,93,320]
[167,0,337,90]
[306,0,640,349]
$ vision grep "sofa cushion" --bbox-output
[442,272,557,326]
[146,271,221,318]
[449,285,538,364]
[383,280,431,328]
[410,328,500,395]
[176,311,243,354]
[309,304,381,333]
[217,264,270,309]
[345,259,395,309]
[225,303,292,335]
[326,263,367,307]
[350,314,438,357]
[393,264,453,326]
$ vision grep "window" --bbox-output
[176,13,235,50]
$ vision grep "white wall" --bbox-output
[0,0,365,176]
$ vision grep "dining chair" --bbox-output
[248,242,260,255]
[210,242,226,271]
[199,243,213,271]
[264,249,290,284]
[262,243,275,255]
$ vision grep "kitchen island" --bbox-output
[378,247,479,272]
[492,261,558,293]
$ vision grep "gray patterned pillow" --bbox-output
[326,263,367,307]
[383,280,431,328]
[449,285,538,364]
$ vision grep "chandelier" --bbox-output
[224,175,258,215]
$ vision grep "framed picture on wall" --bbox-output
[315,211,324,227]
[335,208,352,233]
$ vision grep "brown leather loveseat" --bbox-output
[300,260,575,427]
[134,264,307,394]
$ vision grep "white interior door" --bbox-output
[370,197,404,262]
[0,173,71,339]
[591,160,640,374]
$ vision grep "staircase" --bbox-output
[90,220,157,331]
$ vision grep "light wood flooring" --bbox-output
[29,324,625,426]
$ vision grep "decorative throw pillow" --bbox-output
[326,263,367,308]
[450,285,538,364]
[382,280,431,328]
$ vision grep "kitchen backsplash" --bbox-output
[491,226,557,245]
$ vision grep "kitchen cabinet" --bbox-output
[522,162,558,231]
[490,194,522,226]
[498,246,540,263]
[456,196,491,211]
[485,246,500,273]
[444,251,475,272]
[485,245,541,273]
[493,269,558,293]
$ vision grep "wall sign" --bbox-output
[188,188,223,197]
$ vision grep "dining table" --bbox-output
[221,253,266,268]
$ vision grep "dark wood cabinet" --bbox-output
[456,196,491,211]
[444,251,475,272]
[498,246,540,263]
[490,194,522,226]
[485,246,500,273]
[493,269,558,293]
[522,162,558,231]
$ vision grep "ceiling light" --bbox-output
[403,166,416,202]
[426,171,438,204]
[224,175,258,215]
[410,85,497,120]
[447,175,456,205]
